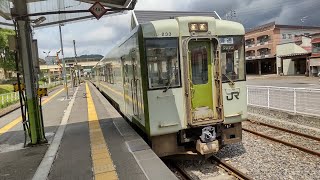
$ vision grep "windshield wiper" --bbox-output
[222,73,235,85]
[163,75,175,93]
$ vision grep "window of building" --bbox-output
[258,48,270,56]
[146,39,180,90]
[312,43,320,53]
[282,34,287,39]
[258,35,270,44]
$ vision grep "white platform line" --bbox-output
[32,87,79,180]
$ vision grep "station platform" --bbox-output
[0,82,177,180]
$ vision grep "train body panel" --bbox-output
[92,15,247,156]
[222,81,248,124]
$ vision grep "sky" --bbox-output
[33,0,320,59]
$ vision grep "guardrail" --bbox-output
[0,91,19,108]
[0,81,64,109]
[247,85,320,117]
[40,81,63,89]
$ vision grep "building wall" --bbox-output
[276,42,309,75]
[310,33,320,76]
[283,58,295,75]
[279,29,319,44]
[246,27,276,58]
[245,23,320,75]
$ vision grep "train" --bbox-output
[91,16,247,157]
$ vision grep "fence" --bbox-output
[0,81,63,109]
[0,91,20,107]
[40,81,63,89]
[247,85,320,117]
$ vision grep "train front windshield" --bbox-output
[145,39,181,90]
[220,36,246,82]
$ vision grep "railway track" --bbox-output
[210,156,253,180]
[169,156,252,180]
[169,162,194,180]
[243,120,320,157]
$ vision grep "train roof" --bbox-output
[141,16,245,37]
[131,10,221,29]
[94,16,245,68]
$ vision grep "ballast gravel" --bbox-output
[178,132,319,180]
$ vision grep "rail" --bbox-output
[210,156,253,180]
[242,126,320,157]
[247,85,320,117]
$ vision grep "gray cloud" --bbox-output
[34,0,320,58]
[186,0,320,28]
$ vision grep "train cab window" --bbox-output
[219,36,245,82]
[145,39,181,90]
[190,46,208,85]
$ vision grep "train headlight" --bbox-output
[199,23,208,32]
[189,23,199,32]
[189,22,208,32]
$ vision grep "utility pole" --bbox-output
[73,40,80,85]
[13,0,46,144]
[59,24,69,99]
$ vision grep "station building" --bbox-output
[276,35,312,76]
[310,33,320,76]
[40,55,102,81]
[245,22,320,75]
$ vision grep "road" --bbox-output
[247,75,320,89]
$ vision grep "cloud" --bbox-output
[34,13,131,58]
[34,0,320,59]
[185,0,320,28]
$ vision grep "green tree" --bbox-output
[0,29,15,79]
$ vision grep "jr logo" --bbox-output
[226,92,240,101]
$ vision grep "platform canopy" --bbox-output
[0,0,137,28]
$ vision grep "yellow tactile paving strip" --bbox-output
[100,83,144,109]
[0,88,65,136]
[85,83,119,180]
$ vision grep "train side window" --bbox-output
[145,39,181,90]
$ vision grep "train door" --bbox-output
[187,40,222,125]
[122,56,131,116]
[130,49,140,117]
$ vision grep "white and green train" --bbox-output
[92,16,247,157]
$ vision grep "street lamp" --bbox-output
[31,16,46,26]
[43,51,51,57]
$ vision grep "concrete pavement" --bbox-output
[0,83,177,180]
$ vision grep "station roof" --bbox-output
[0,0,137,28]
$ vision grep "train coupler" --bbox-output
[197,126,219,155]
[196,139,219,155]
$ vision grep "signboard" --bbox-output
[310,58,320,66]
[89,2,108,20]
[219,37,234,45]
